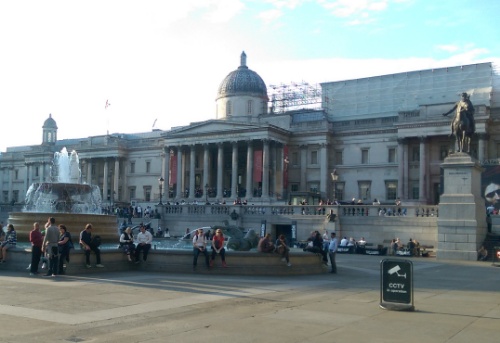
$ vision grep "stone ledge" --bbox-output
[0,248,328,276]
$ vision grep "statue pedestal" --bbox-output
[437,153,487,260]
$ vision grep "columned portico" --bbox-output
[231,142,238,198]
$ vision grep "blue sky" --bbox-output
[1,0,499,152]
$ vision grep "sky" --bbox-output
[1,0,499,152]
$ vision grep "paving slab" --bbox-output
[0,254,498,343]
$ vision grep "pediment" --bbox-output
[164,119,266,138]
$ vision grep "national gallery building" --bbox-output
[1,54,499,208]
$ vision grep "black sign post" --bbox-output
[380,259,414,311]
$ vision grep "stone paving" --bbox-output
[0,254,499,343]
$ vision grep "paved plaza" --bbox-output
[0,254,499,343]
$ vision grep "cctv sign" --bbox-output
[380,259,414,311]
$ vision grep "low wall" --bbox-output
[0,247,328,276]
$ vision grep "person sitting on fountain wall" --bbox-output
[57,224,73,274]
[477,245,488,261]
[258,233,275,253]
[210,229,227,268]
[276,234,292,267]
[135,225,152,263]
[192,228,210,270]
[0,224,17,263]
[42,217,59,276]
[120,227,135,262]
[80,223,104,268]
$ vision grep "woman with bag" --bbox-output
[119,227,135,262]
[57,225,73,274]
[210,229,227,267]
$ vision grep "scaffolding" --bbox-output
[268,81,322,113]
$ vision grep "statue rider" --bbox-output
[442,92,475,137]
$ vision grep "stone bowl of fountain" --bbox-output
[8,148,118,243]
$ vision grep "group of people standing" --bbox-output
[27,217,103,277]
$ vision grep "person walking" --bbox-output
[328,232,338,274]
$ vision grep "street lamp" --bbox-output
[205,183,209,204]
[330,169,338,201]
[158,177,165,205]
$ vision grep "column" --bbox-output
[300,145,307,192]
[246,140,253,199]
[262,139,270,198]
[397,138,405,199]
[87,160,92,185]
[189,145,195,200]
[176,147,183,199]
[478,133,487,162]
[403,143,409,200]
[103,160,109,202]
[217,143,224,199]
[114,158,120,202]
[8,168,13,202]
[40,162,45,182]
[203,144,209,193]
[319,143,328,198]
[419,136,427,202]
[163,148,170,200]
[231,141,238,198]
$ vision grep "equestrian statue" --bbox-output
[442,92,475,153]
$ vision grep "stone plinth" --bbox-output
[437,153,487,260]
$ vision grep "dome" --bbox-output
[216,52,267,100]
[43,113,58,129]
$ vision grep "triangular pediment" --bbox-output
[164,119,266,138]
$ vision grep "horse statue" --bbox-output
[442,92,475,153]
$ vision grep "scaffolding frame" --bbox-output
[268,81,322,113]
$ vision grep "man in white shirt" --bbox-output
[328,232,338,274]
[135,225,153,263]
[193,228,210,270]
[340,237,348,246]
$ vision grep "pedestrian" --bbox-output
[328,232,338,274]
[29,222,43,275]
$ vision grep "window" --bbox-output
[335,150,343,165]
[2,191,8,203]
[144,186,151,201]
[361,149,369,164]
[334,182,344,201]
[291,183,299,192]
[309,183,319,193]
[129,187,136,200]
[35,166,39,177]
[247,100,253,114]
[412,146,420,162]
[411,181,419,200]
[291,152,299,166]
[91,164,96,176]
[358,181,371,201]
[385,181,398,200]
[15,170,19,180]
[226,100,232,116]
[130,162,135,174]
[440,145,449,160]
[12,190,19,203]
[311,151,318,165]
[388,148,396,163]
[146,161,151,173]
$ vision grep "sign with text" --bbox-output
[380,259,414,311]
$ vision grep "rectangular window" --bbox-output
[386,180,398,200]
[13,190,19,203]
[291,152,299,166]
[291,183,299,192]
[130,162,135,173]
[2,191,8,203]
[15,170,19,180]
[144,187,151,201]
[334,182,344,201]
[311,151,318,165]
[247,100,253,114]
[412,146,420,162]
[335,150,343,165]
[361,149,369,164]
[411,181,419,200]
[91,164,96,176]
[440,145,448,160]
[388,148,396,163]
[309,183,319,193]
[35,166,39,177]
[358,181,371,201]
[146,161,151,173]
[129,187,136,200]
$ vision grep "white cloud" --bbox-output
[258,9,284,23]
[437,44,460,53]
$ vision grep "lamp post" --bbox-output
[158,177,164,205]
[330,169,338,201]
[205,183,209,204]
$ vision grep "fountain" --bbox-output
[8,148,118,243]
